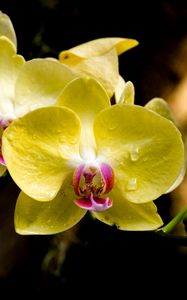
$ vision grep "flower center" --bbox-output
[73,162,114,211]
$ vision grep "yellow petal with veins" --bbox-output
[57,77,110,122]
[57,77,110,160]
[93,186,163,230]
[94,104,184,203]
[15,174,86,235]
[14,58,79,117]
[3,106,81,201]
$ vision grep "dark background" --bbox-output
[0,0,186,298]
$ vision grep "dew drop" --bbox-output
[126,177,137,191]
[108,125,117,131]
[130,147,139,162]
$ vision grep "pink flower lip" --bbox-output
[73,162,114,212]
[75,194,112,211]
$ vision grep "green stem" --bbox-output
[159,207,187,234]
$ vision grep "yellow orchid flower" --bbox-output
[0,12,79,175]
[59,37,138,98]
[2,77,184,235]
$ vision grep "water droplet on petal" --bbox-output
[130,147,139,162]
[108,125,116,131]
[126,177,137,191]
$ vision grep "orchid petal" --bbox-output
[2,107,81,201]
[59,37,138,97]
[15,174,86,234]
[93,186,163,230]
[122,81,135,105]
[57,77,110,160]
[0,37,25,115]
[57,77,110,120]
[114,75,126,103]
[14,58,79,117]
[59,37,138,63]
[94,104,184,203]
[115,78,135,104]
[0,12,17,48]
[67,49,119,98]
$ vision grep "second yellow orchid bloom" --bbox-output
[0,12,80,175]
[59,37,138,98]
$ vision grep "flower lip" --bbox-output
[75,194,112,212]
[73,162,114,211]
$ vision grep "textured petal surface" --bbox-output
[14,58,78,117]
[0,12,17,48]
[93,186,163,230]
[94,104,184,203]
[59,37,138,63]
[0,37,25,115]
[15,174,86,235]
[2,107,81,201]
[57,77,110,159]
